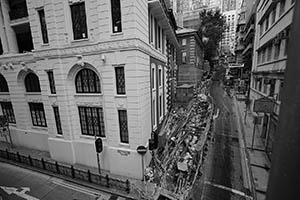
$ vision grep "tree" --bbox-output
[198,9,226,68]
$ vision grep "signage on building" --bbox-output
[253,97,275,113]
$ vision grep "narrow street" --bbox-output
[0,162,127,200]
[196,80,248,200]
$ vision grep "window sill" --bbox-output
[41,43,49,47]
[115,94,127,98]
[74,93,103,97]
[48,94,57,97]
[31,126,48,131]
[71,38,89,44]
[79,135,106,140]
[119,142,130,148]
[25,92,42,95]
[55,134,64,138]
[0,92,9,95]
[111,32,123,37]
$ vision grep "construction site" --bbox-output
[137,79,214,200]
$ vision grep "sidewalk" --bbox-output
[234,93,270,200]
[0,141,143,200]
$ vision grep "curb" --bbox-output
[0,158,137,200]
[232,94,256,200]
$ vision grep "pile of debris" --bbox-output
[146,87,214,199]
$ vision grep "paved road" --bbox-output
[0,162,128,200]
[190,80,249,200]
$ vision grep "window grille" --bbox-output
[29,103,47,127]
[70,2,88,40]
[75,69,101,93]
[78,107,105,137]
[118,110,128,143]
[0,102,15,123]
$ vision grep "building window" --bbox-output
[158,68,162,87]
[280,0,286,16]
[278,80,284,101]
[272,8,276,24]
[115,66,126,95]
[111,0,122,33]
[262,48,266,63]
[118,110,128,143]
[78,107,105,137]
[25,73,41,92]
[151,66,155,89]
[182,38,187,46]
[152,98,156,127]
[47,71,56,94]
[70,2,88,40]
[53,106,62,135]
[265,15,269,31]
[267,44,273,61]
[149,14,153,43]
[158,26,161,49]
[182,52,187,63]
[274,40,281,59]
[159,95,162,118]
[75,69,101,93]
[38,9,48,44]
[0,102,15,123]
[0,74,9,92]
[29,103,47,127]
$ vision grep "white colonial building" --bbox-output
[0,0,178,179]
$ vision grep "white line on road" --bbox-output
[204,180,253,199]
[52,178,110,199]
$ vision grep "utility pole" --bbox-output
[266,1,300,200]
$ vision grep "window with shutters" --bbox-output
[53,106,62,135]
[78,107,105,137]
[118,110,128,143]
[29,103,47,127]
[38,9,48,44]
[115,66,126,95]
[70,2,88,40]
[0,102,15,123]
[111,0,122,33]
[75,69,101,93]
[25,73,41,92]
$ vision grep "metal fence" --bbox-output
[0,149,130,193]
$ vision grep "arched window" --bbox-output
[0,74,9,92]
[25,73,41,92]
[75,69,101,93]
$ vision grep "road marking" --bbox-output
[0,186,39,200]
[204,181,253,199]
[52,179,110,199]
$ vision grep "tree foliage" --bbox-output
[198,9,226,66]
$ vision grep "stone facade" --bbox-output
[0,0,178,179]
